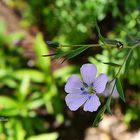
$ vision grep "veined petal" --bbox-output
[93,73,108,94]
[80,63,97,86]
[65,93,89,111]
[83,94,101,112]
[65,74,84,94]
[102,80,119,98]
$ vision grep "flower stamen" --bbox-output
[86,86,95,94]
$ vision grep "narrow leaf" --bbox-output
[106,97,112,115]
[53,49,69,60]
[19,75,30,101]
[62,46,89,63]
[44,45,90,62]
[42,53,58,57]
[94,19,105,43]
[27,133,58,140]
[103,62,121,67]
[14,121,25,140]
[93,105,106,127]
[0,96,18,108]
[34,33,51,72]
[116,78,125,102]
[14,69,45,83]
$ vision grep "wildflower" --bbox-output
[102,80,119,98]
[64,63,108,112]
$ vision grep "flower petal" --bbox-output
[83,94,101,112]
[80,63,97,86]
[102,80,119,98]
[93,73,108,94]
[65,74,84,94]
[65,93,89,111]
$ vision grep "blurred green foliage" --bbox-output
[0,0,140,139]
[0,20,68,139]
[4,0,120,43]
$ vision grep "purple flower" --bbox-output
[102,80,119,98]
[64,63,108,112]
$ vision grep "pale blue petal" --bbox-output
[102,80,119,98]
[65,74,84,94]
[83,94,101,112]
[80,64,97,86]
[65,93,89,111]
[93,73,108,94]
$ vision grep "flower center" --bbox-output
[81,84,96,95]
[86,86,95,94]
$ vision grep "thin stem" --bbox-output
[61,42,140,49]
[62,44,102,47]
[109,49,132,97]
[115,49,133,78]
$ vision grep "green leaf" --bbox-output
[94,19,105,43]
[45,45,90,62]
[62,46,90,62]
[106,97,112,115]
[34,33,51,72]
[116,78,125,102]
[0,108,19,116]
[53,49,69,60]
[27,99,44,109]
[0,96,19,116]
[14,69,45,83]
[47,46,90,62]
[27,133,58,140]
[103,62,121,67]
[93,105,106,127]
[14,121,25,140]
[18,75,30,101]
[125,49,133,72]
[0,96,18,109]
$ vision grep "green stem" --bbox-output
[109,49,132,98]
[61,42,140,49]
[62,44,102,47]
[115,49,133,78]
